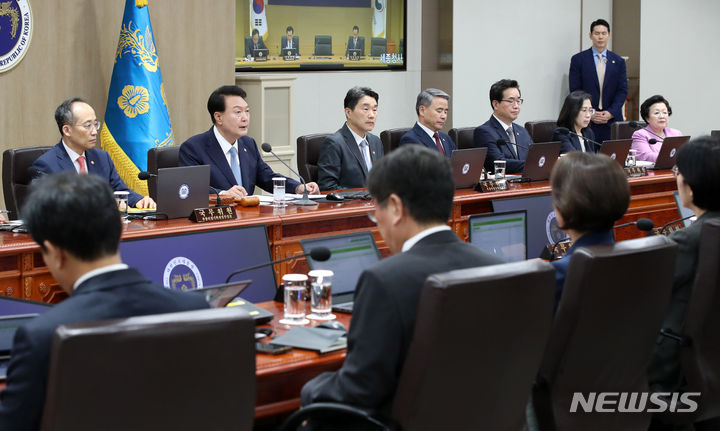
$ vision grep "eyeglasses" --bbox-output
[580,107,596,115]
[75,121,101,132]
[672,165,679,177]
[501,98,524,106]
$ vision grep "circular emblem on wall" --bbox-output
[670,148,677,158]
[0,0,33,73]
[546,210,569,243]
[610,152,617,160]
[461,163,470,175]
[163,256,203,290]
[538,156,546,168]
[178,183,190,200]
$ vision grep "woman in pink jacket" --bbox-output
[631,95,683,162]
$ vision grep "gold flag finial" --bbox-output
[136,0,147,8]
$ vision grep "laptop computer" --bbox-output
[650,136,690,170]
[189,280,252,308]
[673,191,696,228]
[468,210,528,262]
[156,165,210,219]
[598,138,632,166]
[252,48,269,61]
[0,314,41,378]
[347,49,361,60]
[450,147,487,188]
[282,48,298,58]
[519,142,561,181]
[300,231,382,313]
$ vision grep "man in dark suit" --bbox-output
[569,18,628,144]
[345,25,364,57]
[32,98,155,209]
[0,172,207,431]
[473,79,534,174]
[301,146,502,423]
[317,86,384,191]
[244,28,267,58]
[179,85,318,198]
[399,88,456,157]
[281,25,299,55]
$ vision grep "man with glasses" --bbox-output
[301,146,501,427]
[473,79,534,174]
[32,98,155,209]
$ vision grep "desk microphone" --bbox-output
[225,247,331,283]
[137,171,157,180]
[659,215,695,235]
[649,138,662,145]
[555,127,603,149]
[613,218,654,232]
[496,138,530,152]
[261,143,317,206]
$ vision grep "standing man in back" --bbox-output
[399,88,456,157]
[569,18,628,144]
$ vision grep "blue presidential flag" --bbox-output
[101,0,173,195]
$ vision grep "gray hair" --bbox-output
[415,88,449,115]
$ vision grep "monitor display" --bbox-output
[469,210,527,262]
[119,226,277,302]
[492,194,569,259]
[236,0,406,72]
[0,296,52,317]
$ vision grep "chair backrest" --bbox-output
[392,259,555,430]
[313,35,332,55]
[2,146,53,219]
[612,121,646,140]
[147,146,181,200]
[40,307,256,431]
[448,127,475,149]
[296,134,330,183]
[370,37,386,56]
[535,235,677,431]
[710,130,720,138]
[524,120,557,143]
[379,128,410,155]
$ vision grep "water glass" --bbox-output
[494,160,507,181]
[114,191,130,221]
[308,270,334,320]
[626,149,637,167]
[273,177,286,207]
[281,274,309,325]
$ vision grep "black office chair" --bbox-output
[40,307,256,431]
[611,121,646,140]
[2,146,53,219]
[146,146,181,200]
[448,126,475,149]
[532,235,677,431]
[380,128,410,155]
[296,134,330,184]
[370,37,386,57]
[282,259,556,430]
[710,130,720,138]
[524,120,557,143]
[313,35,332,56]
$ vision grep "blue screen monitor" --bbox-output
[469,210,527,262]
[0,296,52,317]
[119,225,276,302]
[492,194,569,259]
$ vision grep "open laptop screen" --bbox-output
[301,231,381,297]
[0,296,52,317]
[469,210,527,262]
[119,225,276,302]
[673,191,696,227]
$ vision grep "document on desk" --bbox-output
[271,326,347,353]
[255,194,323,204]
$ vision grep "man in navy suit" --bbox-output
[569,18,628,144]
[399,88,456,157]
[473,79,534,174]
[32,98,155,209]
[244,28,268,58]
[179,85,318,198]
[0,172,207,431]
[281,25,300,55]
[345,25,364,57]
[318,86,384,191]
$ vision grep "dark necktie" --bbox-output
[433,132,445,155]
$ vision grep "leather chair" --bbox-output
[282,259,556,430]
[611,120,646,140]
[2,146,53,219]
[296,133,330,184]
[146,146,180,200]
[710,130,720,138]
[532,235,677,431]
[313,35,332,56]
[370,37,386,56]
[448,126,475,149]
[40,307,256,431]
[524,120,557,143]
[380,128,410,155]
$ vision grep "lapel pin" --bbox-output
[90,160,95,165]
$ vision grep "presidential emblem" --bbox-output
[462,162,470,175]
[546,210,569,243]
[0,0,32,73]
[670,148,677,158]
[610,152,617,160]
[163,256,203,290]
[178,183,190,200]
[538,156,546,168]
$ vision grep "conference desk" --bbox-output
[0,170,679,304]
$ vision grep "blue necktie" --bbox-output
[229,146,243,186]
[360,140,372,171]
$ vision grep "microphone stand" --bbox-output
[261,143,317,206]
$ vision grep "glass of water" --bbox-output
[308,269,335,320]
[280,274,309,325]
[272,177,286,207]
[493,160,507,181]
[626,149,637,167]
[113,191,130,222]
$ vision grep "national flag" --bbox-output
[250,0,268,39]
[372,0,386,38]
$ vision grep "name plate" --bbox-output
[476,180,508,193]
[283,54,297,61]
[624,166,648,177]
[190,205,237,223]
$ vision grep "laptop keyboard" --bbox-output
[332,301,354,314]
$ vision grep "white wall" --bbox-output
[581,1,613,51]
[640,0,720,137]
[453,0,582,128]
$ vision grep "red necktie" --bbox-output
[77,155,87,174]
[433,132,445,155]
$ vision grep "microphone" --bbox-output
[648,138,662,145]
[207,185,225,207]
[555,127,603,149]
[629,121,645,129]
[225,247,331,283]
[659,215,695,235]
[613,218,654,231]
[137,171,157,180]
[28,167,46,178]
[496,138,530,152]
[261,143,317,206]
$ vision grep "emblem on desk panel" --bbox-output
[0,0,33,73]
[163,257,203,291]
[538,156,546,168]
[462,163,470,175]
[546,210,569,244]
[610,153,617,160]
[178,183,190,200]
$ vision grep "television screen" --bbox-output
[119,225,277,302]
[236,0,406,72]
